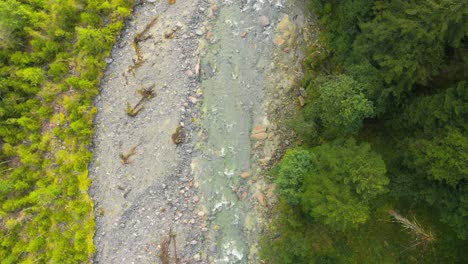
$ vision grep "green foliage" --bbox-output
[0,0,136,262]
[302,139,388,230]
[353,0,467,96]
[262,0,468,262]
[275,149,314,205]
[0,0,32,50]
[406,128,467,186]
[301,75,374,140]
[260,201,336,264]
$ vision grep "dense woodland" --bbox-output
[0,0,466,263]
[261,0,467,263]
[0,0,135,262]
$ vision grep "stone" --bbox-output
[197,211,205,217]
[240,31,248,38]
[195,29,204,36]
[206,31,213,40]
[171,125,186,144]
[193,253,201,262]
[251,132,268,141]
[251,124,267,135]
[189,96,198,104]
[255,192,266,206]
[275,37,286,47]
[209,244,217,253]
[259,16,270,27]
[105,57,113,64]
[240,172,251,179]
[193,195,200,202]
[190,240,198,245]
[241,191,248,200]
[298,96,305,106]
[259,156,271,164]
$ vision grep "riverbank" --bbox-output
[89,0,314,263]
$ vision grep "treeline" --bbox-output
[261,0,467,263]
[0,0,134,262]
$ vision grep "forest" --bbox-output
[0,0,466,263]
[261,0,468,263]
[0,0,135,262]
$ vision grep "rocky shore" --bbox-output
[89,0,314,263]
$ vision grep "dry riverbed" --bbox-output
[89,0,314,263]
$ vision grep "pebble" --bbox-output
[197,211,205,217]
[193,195,200,202]
[259,16,270,27]
[193,253,201,262]
[190,240,197,245]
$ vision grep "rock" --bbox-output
[164,28,175,39]
[240,31,248,38]
[266,184,276,199]
[255,192,266,206]
[206,31,213,40]
[105,57,113,64]
[251,132,268,141]
[189,96,198,104]
[298,96,305,106]
[267,132,275,140]
[195,29,204,36]
[193,195,199,202]
[241,191,248,200]
[251,124,267,135]
[275,37,285,47]
[197,211,205,217]
[209,244,217,253]
[299,87,307,97]
[240,172,251,179]
[259,156,271,164]
[171,125,186,144]
[186,70,194,77]
[193,253,201,262]
[190,240,198,245]
[259,16,270,27]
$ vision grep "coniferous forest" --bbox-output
[0,0,135,262]
[0,0,467,263]
[261,0,467,263]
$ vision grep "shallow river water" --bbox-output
[194,0,296,262]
